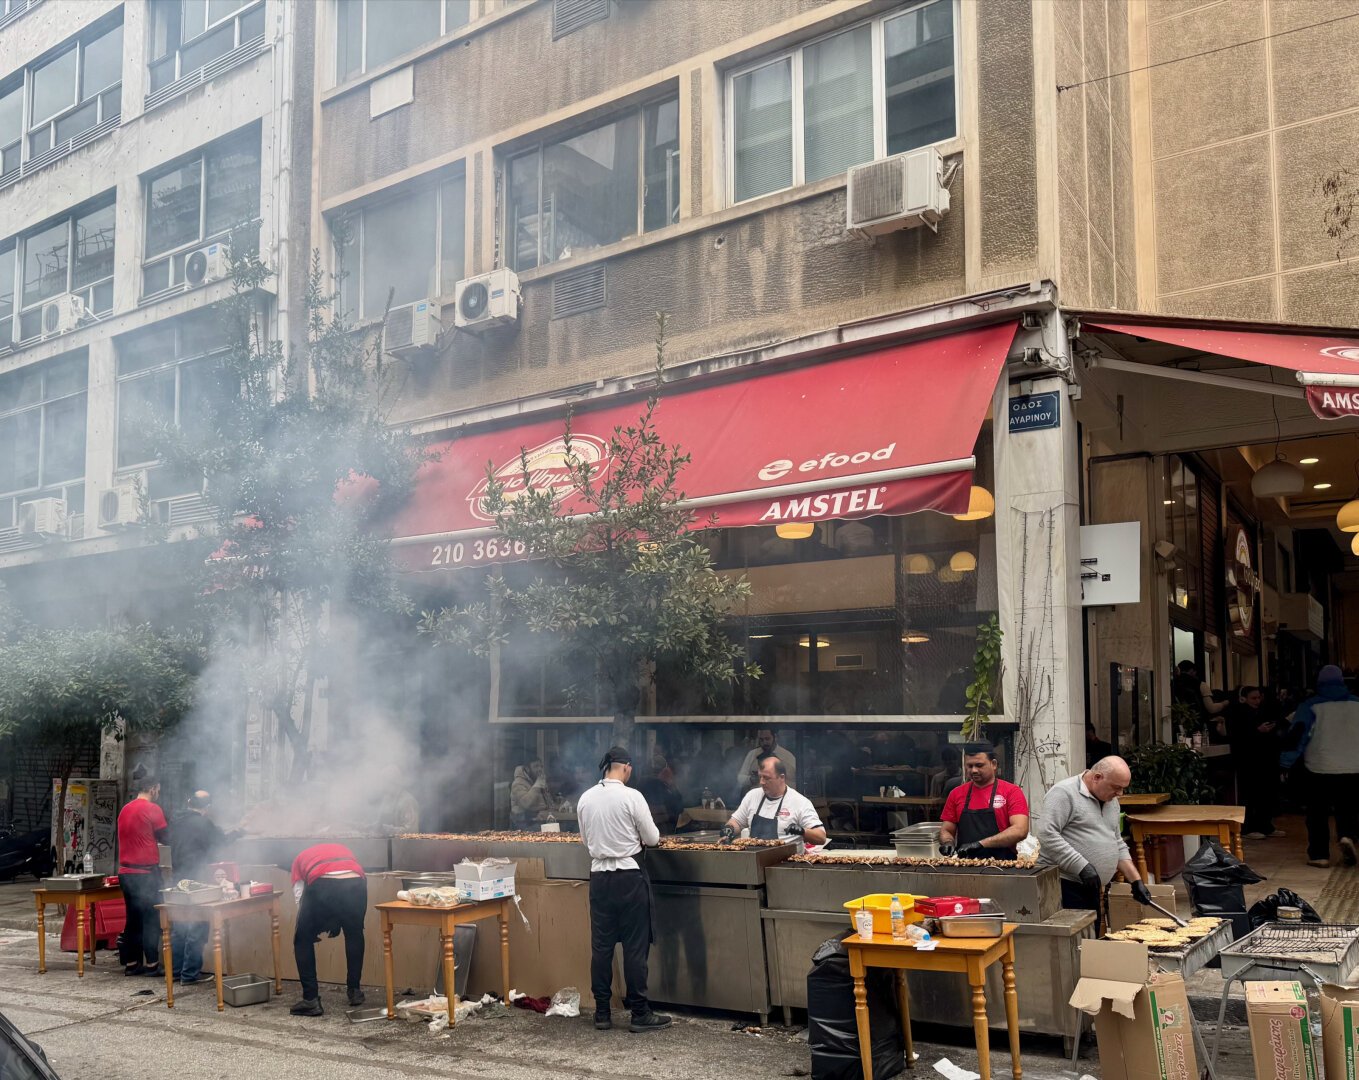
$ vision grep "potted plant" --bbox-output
[960,614,1003,741]
[1125,742,1214,805]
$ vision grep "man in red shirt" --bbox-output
[938,742,1029,862]
[288,842,366,1016]
[117,770,170,975]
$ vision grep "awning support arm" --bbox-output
[1296,372,1359,388]
[1084,355,1305,399]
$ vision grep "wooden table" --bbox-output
[33,884,123,977]
[845,925,1021,1080]
[377,898,511,1027]
[1126,804,1245,883]
[158,891,283,1012]
[1118,792,1170,808]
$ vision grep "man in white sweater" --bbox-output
[1037,756,1152,933]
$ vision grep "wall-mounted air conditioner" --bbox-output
[184,242,231,287]
[383,299,441,355]
[99,473,147,529]
[846,147,951,235]
[17,497,68,540]
[41,294,86,337]
[455,268,520,332]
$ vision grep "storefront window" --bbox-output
[1164,456,1202,616]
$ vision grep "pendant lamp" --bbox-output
[901,631,930,644]
[1351,532,1359,556]
[1249,456,1304,498]
[953,486,995,522]
[949,551,978,573]
[775,522,815,540]
[1339,500,1359,533]
[904,553,936,575]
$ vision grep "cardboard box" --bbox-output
[1321,984,1359,1080]
[1245,982,1319,1080]
[1107,882,1178,932]
[455,858,516,901]
[1069,939,1199,1080]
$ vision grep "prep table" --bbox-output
[159,890,283,1012]
[33,882,123,977]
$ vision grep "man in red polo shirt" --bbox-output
[288,842,366,1016]
[117,769,170,975]
[938,742,1029,862]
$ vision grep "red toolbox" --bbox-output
[915,896,981,917]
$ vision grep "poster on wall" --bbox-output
[50,779,119,874]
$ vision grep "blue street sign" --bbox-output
[1009,392,1061,433]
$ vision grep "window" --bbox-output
[507,95,680,272]
[0,353,87,529]
[334,172,465,321]
[335,0,471,82]
[148,0,266,95]
[142,130,261,296]
[10,198,115,343]
[1164,457,1203,618]
[23,17,123,162]
[728,0,956,203]
[115,312,229,495]
[0,238,13,346]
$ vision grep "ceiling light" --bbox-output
[1163,499,1174,506]
[1314,482,1333,491]
[904,553,936,575]
[1249,457,1305,498]
[901,631,930,644]
[775,522,815,540]
[798,635,830,648]
[1339,500,1359,533]
[1352,532,1359,556]
[1300,457,1320,465]
[749,633,773,640]
[949,551,977,573]
[953,485,995,522]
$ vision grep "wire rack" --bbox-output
[1219,923,1359,984]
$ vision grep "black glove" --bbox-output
[1131,880,1153,906]
[956,841,986,859]
[938,843,956,858]
[719,825,737,844]
[785,823,804,837]
[1078,863,1101,893]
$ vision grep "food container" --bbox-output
[843,894,922,935]
[916,896,981,918]
[937,914,1005,938]
[161,883,224,905]
[1277,906,1302,922]
[247,882,274,896]
[890,823,943,860]
[221,973,270,1007]
[401,873,459,891]
[41,874,106,892]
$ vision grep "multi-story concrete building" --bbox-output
[5,0,1359,831]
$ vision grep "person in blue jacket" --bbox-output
[1287,665,1359,869]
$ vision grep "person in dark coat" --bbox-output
[168,790,238,985]
[1225,688,1283,840]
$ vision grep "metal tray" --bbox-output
[41,874,107,892]
[161,884,223,905]
[938,914,1005,937]
[1218,922,1359,985]
[221,973,270,1007]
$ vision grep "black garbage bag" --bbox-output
[1248,888,1323,929]
[1182,840,1265,941]
[807,934,904,1080]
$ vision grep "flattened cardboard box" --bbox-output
[1246,981,1319,1080]
[1069,938,1198,1080]
[1107,882,1178,932]
[1319,984,1359,1080]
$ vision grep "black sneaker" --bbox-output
[347,988,365,1007]
[290,998,324,1016]
[629,1011,672,1033]
[594,1011,612,1030]
[180,973,212,986]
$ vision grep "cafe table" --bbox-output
[1117,792,1170,808]
[845,924,1021,1080]
[33,883,123,977]
[1126,804,1245,883]
[158,891,283,1012]
[377,897,511,1027]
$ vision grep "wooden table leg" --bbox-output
[969,957,992,1080]
[35,896,46,974]
[499,906,511,1003]
[75,899,86,978]
[383,912,395,1020]
[87,899,96,967]
[1231,825,1244,862]
[442,929,457,1028]
[271,903,282,994]
[851,955,872,1080]
[897,969,914,1069]
[163,911,175,1009]
[1003,941,1022,1080]
[213,922,225,1012]
[1132,826,1149,882]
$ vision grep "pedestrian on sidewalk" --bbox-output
[116,769,170,976]
[1226,687,1284,840]
[1289,665,1359,869]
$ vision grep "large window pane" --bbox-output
[117,371,175,467]
[365,0,442,71]
[146,163,203,256]
[204,139,261,237]
[0,241,15,323]
[45,354,87,396]
[803,24,874,182]
[884,0,956,155]
[81,23,123,100]
[445,0,471,32]
[0,410,41,492]
[207,0,248,24]
[336,0,363,80]
[643,98,680,232]
[732,59,793,202]
[361,190,436,317]
[30,47,77,126]
[542,114,639,263]
[21,220,69,309]
[72,204,116,290]
[507,151,541,272]
[42,393,86,483]
[332,215,359,319]
[0,84,21,148]
[439,174,466,295]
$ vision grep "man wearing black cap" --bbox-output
[575,746,669,1033]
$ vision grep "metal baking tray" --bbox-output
[161,884,223,905]
[937,914,1005,937]
[1147,920,1234,980]
[41,874,107,892]
[221,973,270,1007]
[892,823,943,860]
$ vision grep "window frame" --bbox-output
[10,195,116,344]
[336,0,473,83]
[147,0,266,95]
[724,0,960,205]
[0,353,89,515]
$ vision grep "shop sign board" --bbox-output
[1226,527,1261,638]
[1079,522,1141,606]
[1009,392,1061,433]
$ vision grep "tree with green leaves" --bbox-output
[420,314,757,747]
[151,248,427,785]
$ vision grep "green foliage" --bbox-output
[420,314,757,743]
[1124,741,1214,805]
[1171,701,1204,738]
[961,613,1003,740]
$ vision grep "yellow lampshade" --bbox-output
[901,631,930,644]
[953,485,995,522]
[949,550,978,573]
[904,553,936,575]
[798,635,830,648]
[776,521,815,540]
[938,567,964,584]
[1339,499,1359,533]
[1351,532,1359,556]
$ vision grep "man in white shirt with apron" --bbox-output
[721,755,827,845]
[576,746,671,1033]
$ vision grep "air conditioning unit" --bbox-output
[455,268,520,332]
[846,147,951,235]
[41,294,86,336]
[183,241,231,288]
[17,497,68,540]
[383,299,442,355]
[98,473,147,529]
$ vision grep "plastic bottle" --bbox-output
[890,895,908,940]
[702,787,715,810]
[82,851,93,875]
[903,923,932,945]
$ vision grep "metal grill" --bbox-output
[1223,923,1359,965]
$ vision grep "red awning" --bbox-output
[390,322,1016,571]
[1087,321,1359,419]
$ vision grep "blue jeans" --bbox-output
[172,921,210,981]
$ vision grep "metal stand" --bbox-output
[1209,961,1324,1073]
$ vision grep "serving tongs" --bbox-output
[1145,896,1188,927]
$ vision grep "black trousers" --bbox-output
[294,877,366,1000]
[119,871,163,967]
[1306,772,1359,860]
[1242,760,1281,836]
[589,870,652,1017]
[1060,876,1104,938]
